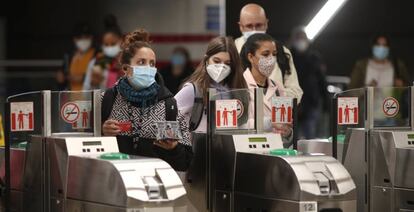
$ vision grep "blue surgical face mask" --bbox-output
[171,54,186,66]
[128,65,157,90]
[372,45,389,60]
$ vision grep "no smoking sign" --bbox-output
[61,102,80,123]
[382,97,399,117]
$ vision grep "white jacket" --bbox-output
[235,36,303,102]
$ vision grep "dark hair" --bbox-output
[119,28,151,65]
[186,36,247,99]
[370,33,391,47]
[240,33,291,76]
[73,22,93,38]
[103,14,123,37]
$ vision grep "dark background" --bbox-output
[1,0,413,94]
[226,0,414,79]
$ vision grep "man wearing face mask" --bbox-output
[349,34,410,88]
[57,22,95,91]
[234,3,303,102]
[288,27,328,139]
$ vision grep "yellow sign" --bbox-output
[0,114,4,146]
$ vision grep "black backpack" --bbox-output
[188,83,204,131]
[101,87,178,125]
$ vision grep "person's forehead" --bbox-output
[136,47,156,58]
[240,12,266,24]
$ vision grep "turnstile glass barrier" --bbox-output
[332,86,414,212]
[187,88,355,212]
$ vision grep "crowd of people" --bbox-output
[55,4,410,168]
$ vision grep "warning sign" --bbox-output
[271,97,293,124]
[10,102,34,131]
[61,102,80,124]
[216,100,238,129]
[72,101,92,129]
[338,97,358,125]
[382,97,399,117]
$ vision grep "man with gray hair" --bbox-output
[235,3,303,102]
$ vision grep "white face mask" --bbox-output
[206,63,231,83]
[243,30,266,41]
[75,39,92,52]
[257,56,276,77]
[102,44,121,58]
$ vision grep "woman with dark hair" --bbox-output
[100,28,192,171]
[349,34,410,88]
[175,36,248,143]
[160,47,194,94]
[83,14,124,90]
[240,33,292,147]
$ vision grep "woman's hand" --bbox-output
[102,119,121,136]
[154,140,178,150]
[272,123,293,137]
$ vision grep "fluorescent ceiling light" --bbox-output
[305,0,347,40]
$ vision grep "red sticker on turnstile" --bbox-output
[215,100,238,129]
[382,97,399,117]
[61,102,80,124]
[337,97,358,125]
[10,102,34,132]
[271,97,293,124]
[71,101,92,129]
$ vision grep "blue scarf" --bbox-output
[117,78,160,108]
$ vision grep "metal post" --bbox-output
[411,86,414,130]
[365,87,374,130]
[42,90,51,136]
[93,90,102,136]
[255,88,264,133]
[4,102,10,212]
[331,95,338,159]
[292,98,298,150]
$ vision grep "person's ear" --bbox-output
[122,64,131,72]
[247,52,255,64]
[238,21,244,33]
[265,19,269,31]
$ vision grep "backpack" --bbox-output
[188,83,204,131]
[101,86,178,125]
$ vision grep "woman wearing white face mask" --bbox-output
[101,28,192,171]
[240,33,293,147]
[83,15,123,90]
[175,36,247,143]
[349,34,410,88]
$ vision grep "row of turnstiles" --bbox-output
[0,87,413,212]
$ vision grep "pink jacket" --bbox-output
[243,69,285,130]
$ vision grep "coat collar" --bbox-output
[243,69,284,110]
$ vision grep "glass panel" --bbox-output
[7,91,44,147]
[51,91,95,134]
[335,88,366,143]
[373,87,410,128]
[209,88,255,132]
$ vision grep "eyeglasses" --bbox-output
[242,23,266,31]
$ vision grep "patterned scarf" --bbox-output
[117,78,160,108]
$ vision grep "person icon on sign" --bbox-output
[18,110,24,129]
[344,105,350,123]
[280,104,286,122]
[223,107,228,126]
[81,109,88,127]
